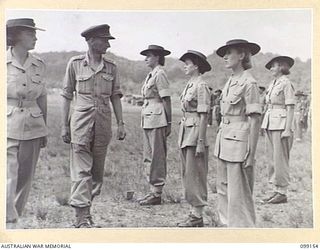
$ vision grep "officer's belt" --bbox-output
[7,98,38,108]
[143,98,162,105]
[221,115,247,124]
[267,104,286,109]
[182,112,199,119]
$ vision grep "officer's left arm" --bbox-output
[281,81,295,138]
[244,82,261,167]
[111,67,126,140]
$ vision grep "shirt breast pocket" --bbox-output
[30,75,44,97]
[77,75,93,94]
[100,74,113,95]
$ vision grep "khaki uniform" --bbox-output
[294,98,309,140]
[141,65,170,189]
[261,75,295,194]
[7,48,47,221]
[178,76,210,207]
[61,53,122,207]
[214,70,261,227]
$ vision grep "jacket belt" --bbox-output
[267,104,286,109]
[183,112,199,119]
[7,98,38,108]
[221,115,247,124]
[143,98,162,105]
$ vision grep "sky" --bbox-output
[6,9,312,62]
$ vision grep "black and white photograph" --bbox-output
[5,8,312,231]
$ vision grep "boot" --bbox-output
[177,213,204,227]
[74,206,93,228]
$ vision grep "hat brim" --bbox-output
[140,49,171,56]
[179,52,212,73]
[216,42,260,57]
[7,25,45,31]
[265,56,294,70]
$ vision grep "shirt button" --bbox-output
[20,109,24,112]
[23,84,26,86]
[21,70,25,73]
[22,97,26,99]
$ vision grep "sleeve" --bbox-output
[111,65,123,98]
[283,81,295,105]
[61,59,76,100]
[155,70,170,98]
[197,82,211,113]
[244,81,262,115]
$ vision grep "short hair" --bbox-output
[150,51,165,66]
[185,56,206,74]
[6,27,24,46]
[233,46,253,70]
[278,61,291,75]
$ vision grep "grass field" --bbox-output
[7,93,313,229]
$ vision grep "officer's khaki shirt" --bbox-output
[141,65,170,129]
[214,70,261,162]
[7,48,48,140]
[61,53,122,146]
[178,76,211,148]
[261,75,295,130]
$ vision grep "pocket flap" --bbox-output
[102,74,114,81]
[224,129,248,141]
[270,109,287,118]
[227,95,242,105]
[77,75,92,81]
[74,105,92,112]
[31,76,42,84]
[184,117,196,127]
[144,106,162,115]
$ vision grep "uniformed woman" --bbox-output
[139,45,172,206]
[214,39,261,227]
[6,18,47,223]
[261,56,295,204]
[177,50,211,227]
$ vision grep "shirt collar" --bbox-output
[83,52,105,73]
[150,65,161,76]
[7,47,38,70]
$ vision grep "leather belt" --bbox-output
[7,98,37,108]
[221,115,247,124]
[267,104,286,109]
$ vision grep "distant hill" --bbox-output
[35,51,311,98]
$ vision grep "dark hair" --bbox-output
[185,55,206,74]
[232,46,252,70]
[150,51,165,66]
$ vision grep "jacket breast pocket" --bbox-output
[77,75,93,94]
[221,128,249,162]
[100,74,113,95]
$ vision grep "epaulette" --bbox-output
[102,55,116,65]
[70,54,86,61]
[32,54,44,63]
[30,54,45,67]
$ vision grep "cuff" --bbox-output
[246,103,262,115]
[159,89,171,98]
[285,99,295,105]
[197,104,210,113]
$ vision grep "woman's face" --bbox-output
[16,28,37,51]
[223,47,243,69]
[270,61,282,78]
[183,58,198,76]
[145,52,159,69]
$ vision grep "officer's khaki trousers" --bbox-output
[143,127,167,188]
[217,159,255,227]
[180,146,208,207]
[266,130,293,193]
[70,142,108,208]
[7,138,41,222]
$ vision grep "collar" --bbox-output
[83,52,105,73]
[230,70,250,87]
[7,47,39,70]
[150,65,162,77]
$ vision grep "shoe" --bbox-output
[177,214,204,227]
[74,206,93,228]
[139,193,161,206]
[261,192,278,203]
[267,192,287,204]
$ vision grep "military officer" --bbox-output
[61,24,126,228]
[177,50,212,227]
[214,39,261,227]
[261,56,295,204]
[6,18,48,224]
[294,91,309,141]
[259,86,267,136]
[139,45,172,206]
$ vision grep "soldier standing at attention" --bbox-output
[259,86,267,136]
[61,24,126,228]
[6,18,48,224]
[177,50,211,227]
[214,39,261,227]
[261,56,295,204]
[139,45,172,206]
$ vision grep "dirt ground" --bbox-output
[6,94,313,229]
